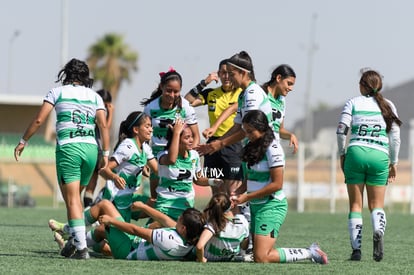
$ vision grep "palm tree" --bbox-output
[87,33,138,101]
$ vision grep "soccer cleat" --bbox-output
[309,243,329,264]
[69,247,90,259]
[60,237,76,258]
[350,249,361,261]
[373,230,383,262]
[53,231,66,250]
[48,219,69,240]
[233,249,254,262]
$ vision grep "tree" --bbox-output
[87,33,138,101]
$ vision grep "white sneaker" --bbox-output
[309,243,328,264]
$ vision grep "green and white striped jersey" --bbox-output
[155,150,201,211]
[243,138,286,205]
[234,82,273,127]
[203,214,249,261]
[44,84,105,146]
[268,94,286,134]
[339,95,398,155]
[127,227,192,260]
[143,96,197,152]
[103,138,154,209]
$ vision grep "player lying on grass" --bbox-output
[49,199,205,260]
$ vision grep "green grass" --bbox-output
[0,207,412,275]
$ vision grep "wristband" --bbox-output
[19,138,27,145]
[102,150,110,157]
[189,79,207,98]
[208,178,217,187]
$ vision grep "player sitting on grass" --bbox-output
[195,192,250,262]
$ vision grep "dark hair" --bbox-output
[262,64,296,93]
[203,193,231,234]
[97,89,112,103]
[56,58,93,88]
[227,51,256,81]
[241,110,275,168]
[115,111,149,150]
[181,208,205,245]
[164,121,187,150]
[218,59,228,71]
[140,70,183,108]
[359,70,402,132]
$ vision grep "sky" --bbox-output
[2,0,414,139]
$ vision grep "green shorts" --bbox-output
[131,193,150,221]
[344,146,389,186]
[250,197,288,237]
[56,143,98,186]
[105,219,136,259]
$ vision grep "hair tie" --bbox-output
[159,66,176,78]
[372,88,378,93]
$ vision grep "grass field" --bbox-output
[0,207,412,275]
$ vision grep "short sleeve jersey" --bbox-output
[156,150,201,210]
[103,139,154,209]
[143,96,197,152]
[127,228,193,260]
[339,95,398,155]
[243,138,286,204]
[111,138,154,189]
[200,87,242,137]
[44,84,105,146]
[234,82,273,126]
[203,214,249,261]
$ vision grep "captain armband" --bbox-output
[336,122,349,135]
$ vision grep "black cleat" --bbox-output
[373,231,383,262]
[60,237,76,257]
[69,247,90,259]
[350,249,361,261]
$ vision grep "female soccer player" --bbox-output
[15,58,110,259]
[155,118,222,220]
[336,69,401,261]
[98,111,158,222]
[231,110,328,264]
[141,68,200,204]
[195,192,249,262]
[262,64,299,154]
